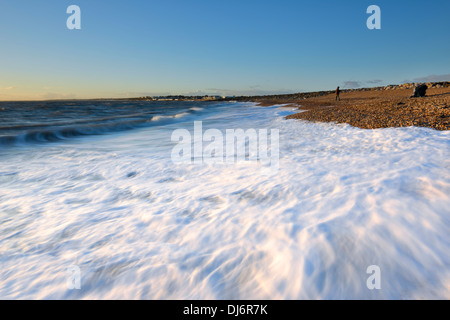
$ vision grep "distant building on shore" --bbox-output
[138,95,226,102]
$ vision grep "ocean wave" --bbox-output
[0,121,142,147]
[150,112,190,122]
[189,107,204,112]
[0,113,149,132]
[0,109,201,148]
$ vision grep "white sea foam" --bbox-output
[151,112,190,122]
[189,107,204,112]
[0,104,449,299]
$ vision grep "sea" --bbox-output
[0,100,449,299]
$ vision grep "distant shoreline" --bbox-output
[1,82,449,131]
[1,81,448,104]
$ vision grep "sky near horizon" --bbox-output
[1,0,449,100]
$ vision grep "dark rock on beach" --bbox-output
[411,84,428,98]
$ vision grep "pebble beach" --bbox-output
[239,83,450,131]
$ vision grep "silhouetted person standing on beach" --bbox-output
[336,86,341,101]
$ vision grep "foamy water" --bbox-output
[0,103,449,299]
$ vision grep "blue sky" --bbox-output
[0,0,449,100]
